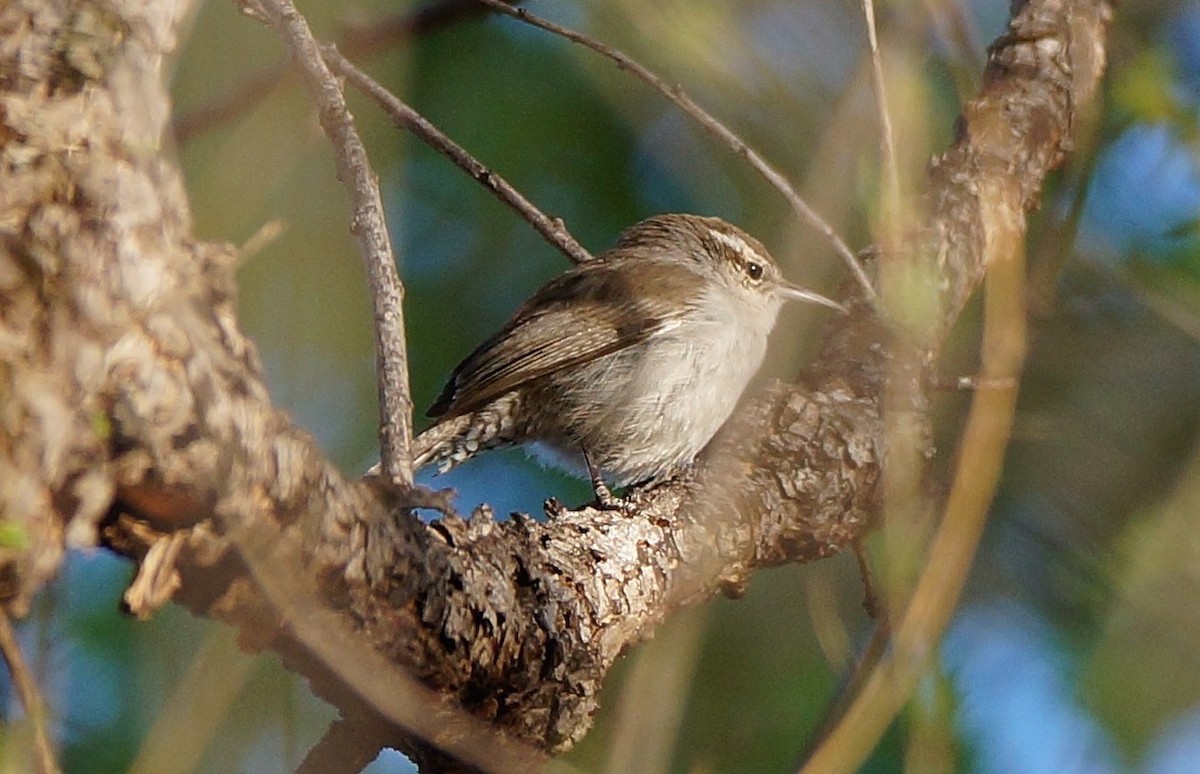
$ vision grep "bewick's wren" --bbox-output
[412,213,843,487]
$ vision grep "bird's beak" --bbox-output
[779,281,847,313]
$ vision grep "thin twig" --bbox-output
[325,47,594,265]
[860,0,901,221]
[473,0,879,305]
[254,0,414,486]
[0,611,59,774]
[175,0,509,143]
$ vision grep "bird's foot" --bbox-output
[582,448,627,511]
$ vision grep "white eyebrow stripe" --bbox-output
[707,228,766,264]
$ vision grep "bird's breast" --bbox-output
[536,305,771,484]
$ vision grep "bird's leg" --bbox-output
[582,448,623,510]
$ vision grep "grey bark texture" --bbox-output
[0,0,1109,768]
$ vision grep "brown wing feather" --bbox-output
[428,260,693,419]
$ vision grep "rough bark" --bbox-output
[0,0,1109,767]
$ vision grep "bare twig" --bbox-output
[472,0,879,305]
[175,0,511,143]
[325,47,594,265]
[253,0,414,485]
[0,611,59,774]
[860,0,901,220]
[213,9,564,764]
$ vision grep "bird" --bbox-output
[408,213,844,492]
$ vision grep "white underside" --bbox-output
[532,282,780,485]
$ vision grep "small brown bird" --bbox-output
[410,213,843,487]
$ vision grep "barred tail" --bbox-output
[411,414,475,471]
[410,394,526,474]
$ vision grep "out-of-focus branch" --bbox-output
[802,119,1030,774]
[802,2,1109,769]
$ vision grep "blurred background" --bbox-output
[6,0,1200,771]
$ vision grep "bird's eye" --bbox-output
[746,262,764,281]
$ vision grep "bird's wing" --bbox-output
[429,261,689,419]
